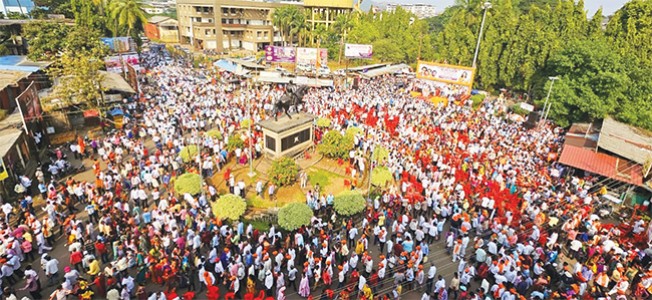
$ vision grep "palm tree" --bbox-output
[333,14,354,63]
[109,0,148,37]
[272,6,289,46]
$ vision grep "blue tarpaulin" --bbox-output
[109,108,124,116]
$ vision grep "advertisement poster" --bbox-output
[265,46,296,63]
[101,37,133,53]
[345,44,373,59]
[296,47,328,69]
[416,61,475,87]
[16,81,43,123]
[105,53,140,73]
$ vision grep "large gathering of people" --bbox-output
[0,48,650,300]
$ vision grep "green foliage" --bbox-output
[23,21,70,61]
[333,191,366,216]
[206,129,222,140]
[272,5,305,46]
[510,104,529,116]
[371,166,394,187]
[179,145,199,163]
[226,135,244,151]
[277,203,313,231]
[240,118,252,129]
[174,173,202,195]
[470,94,485,109]
[316,117,332,128]
[341,126,362,152]
[269,157,299,187]
[212,194,247,221]
[318,130,345,158]
[372,146,389,163]
[308,169,334,188]
[109,0,149,36]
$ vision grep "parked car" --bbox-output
[333,69,346,76]
[297,63,313,72]
[317,67,331,77]
[275,67,292,76]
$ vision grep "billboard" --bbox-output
[296,47,328,69]
[265,46,296,63]
[105,53,141,73]
[345,44,373,59]
[101,37,135,53]
[416,61,475,88]
[16,81,43,124]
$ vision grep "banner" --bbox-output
[105,53,141,73]
[0,159,7,181]
[265,46,296,63]
[417,61,475,87]
[345,44,373,59]
[296,47,327,69]
[101,37,134,53]
[16,81,43,124]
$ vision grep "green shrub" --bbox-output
[206,129,222,140]
[212,194,247,221]
[371,166,393,187]
[316,117,332,128]
[333,191,366,216]
[318,130,345,158]
[372,146,389,163]
[226,135,244,151]
[240,118,252,129]
[269,157,299,187]
[510,104,529,116]
[341,126,362,152]
[174,173,202,195]
[179,145,199,163]
[470,94,485,109]
[277,202,313,231]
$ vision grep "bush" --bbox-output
[341,126,362,152]
[277,203,313,231]
[318,130,345,158]
[333,191,366,216]
[269,157,299,187]
[179,145,199,163]
[316,117,332,128]
[371,166,393,187]
[470,94,485,109]
[212,194,247,221]
[510,104,529,116]
[240,118,252,129]
[372,146,389,163]
[226,135,244,151]
[174,173,202,195]
[206,129,222,140]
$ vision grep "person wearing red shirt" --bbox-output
[70,250,83,272]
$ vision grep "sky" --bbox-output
[379,0,629,16]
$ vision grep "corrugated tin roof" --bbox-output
[598,117,652,165]
[0,70,31,90]
[0,128,23,157]
[559,144,643,185]
[100,71,136,94]
[347,63,388,72]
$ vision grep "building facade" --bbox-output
[177,0,285,52]
[303,0,354,30]
[145,16,180,43]
[386,3,436,19]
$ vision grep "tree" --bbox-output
[318,130,345,158]
[316,117,331,128]
[272,5,303,46]
[22,21,70,61]
[226,135,244,151]
[174,173,202,195]
[333,191,366,216]
[212,194,247,221]
[269,157,299,187]
[109,0,148,37]
[370,167,393,187]
[179,145,199,163]
[47,48,107,108]
[605,0,652,65]
[277,203,313,231]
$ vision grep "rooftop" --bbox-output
[258,112,315,133]
[598,117,652,165]
[0,55,52,72]
[0,70,32,91]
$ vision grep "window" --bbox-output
[266,136,275,151]
[281,129,310,152]
[257,31,261,38]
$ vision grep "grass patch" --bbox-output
[308,168,343,189]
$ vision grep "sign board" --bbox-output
[296,47,327,70]
[15,81,43,131]
[417,61,475,88]
[265,46,296,63]
[519,102,534,112]
[100,37,135,53]
[345,44,373,59]
[0,159,7,181]
[105,53,141,73]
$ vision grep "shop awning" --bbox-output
[559,145,643,185]
[83,109,100,118]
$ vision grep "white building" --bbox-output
[386,3,436,19]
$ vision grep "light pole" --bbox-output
[472,2,492,68]
[248,77,256,178]
[542,76,559,122]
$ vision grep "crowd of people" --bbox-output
[0,48,649,300]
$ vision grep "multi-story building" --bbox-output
[0,0,35,15]
[386,3,436,19]
[177,0,284,52]
[304,0,355,30]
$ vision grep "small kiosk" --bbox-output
[258,113,315,159]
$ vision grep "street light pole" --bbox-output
[472,2,492,69]
[542,76,559,122]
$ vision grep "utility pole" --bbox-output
[542,76,559,123]
[472,2,492,68]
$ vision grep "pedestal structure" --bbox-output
[258,113,315,159]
